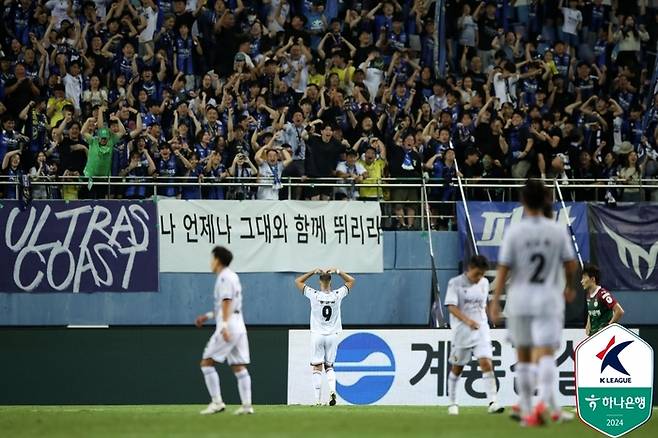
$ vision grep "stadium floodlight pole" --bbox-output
[453,158,479,256]
[421,174,446,328]
[553,179,584,269]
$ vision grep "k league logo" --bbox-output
[575,324,654,438]
[334,333,395,405]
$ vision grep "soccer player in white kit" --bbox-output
[195,246,253,415]
[490,180,578,426]
[445,255,504,416]
[294,268,355,406]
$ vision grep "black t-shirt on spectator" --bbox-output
[478,16,498,51]
[59,137,88,175]
[4,78,37,116]
[305,136,342,177]
[389,146,422,179]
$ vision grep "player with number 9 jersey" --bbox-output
[294,268,356,407]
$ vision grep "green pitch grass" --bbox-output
[0,405,656,438]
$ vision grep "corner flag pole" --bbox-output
[422,175,446,328]
[554,179,584,269]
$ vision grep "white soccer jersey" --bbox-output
[213,268,246,334]
[303,285,349,335]
[445,274,490,348]
[498,216,577,317]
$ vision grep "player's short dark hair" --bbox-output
[319,272,331,282]
[583,263,601,285]
[212,246,233,267]
[468,255,489,270]
[521,179,549,211]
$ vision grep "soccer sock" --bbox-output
[537,356,558,412]
[312,370,322,402]
[234,369,252,407]
[325,367,336,394]
[482,371,497,404]
[516,363,534,417]
[201,366,222,404]
[448,371,460,405]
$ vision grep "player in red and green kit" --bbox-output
[581,264,624,336]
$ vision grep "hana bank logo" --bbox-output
[476,206,575,247]
[602,222,658,280]
[334,333,395,405]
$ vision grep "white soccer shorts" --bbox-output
[450,332,493,366]
[507,315,563,349]
[202,331,251,365]
[310,333,338,366]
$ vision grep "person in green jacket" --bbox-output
[81,110,126,196]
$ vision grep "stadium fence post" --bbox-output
[553,179,584,269]
[422,175,446,328]
[453,159,479,256]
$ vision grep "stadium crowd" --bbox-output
[0,0,657,226]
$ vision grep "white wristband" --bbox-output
[205,311,214,319]
[336,269,340,275]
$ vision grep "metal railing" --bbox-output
[1,176,657,230]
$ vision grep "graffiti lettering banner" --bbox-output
[589,204,658,290]
[0,200,159,293]
[457,202,590,263]
[158,200,383,273]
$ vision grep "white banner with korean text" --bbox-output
[158,200,383,273]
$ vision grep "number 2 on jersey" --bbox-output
[530,253,546,284]
[322,305,332,321]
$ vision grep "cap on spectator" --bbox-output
[234,52,246,62]
[98,128,110,139]
[618,141,634,155]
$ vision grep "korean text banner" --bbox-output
[589,204,658,290]
[0,200,159,293]
[456,202,589,262]
[158,200,383,273]
[288,329,592,406]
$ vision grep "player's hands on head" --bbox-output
[313,268,323,275]
[195,314,208,328]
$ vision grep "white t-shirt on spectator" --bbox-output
[139,6,158,43]
[257,161,284,200]
[493,72,519,105]
[63,73,83,111]
[45,0,69,26]
[286,56,308,93]
[336,161,367,199]
[360,65,384,103]
[562,7,582,36]
[268,0,290,33]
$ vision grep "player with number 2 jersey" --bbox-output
[491,180,578,427]
[294,268,356,406]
